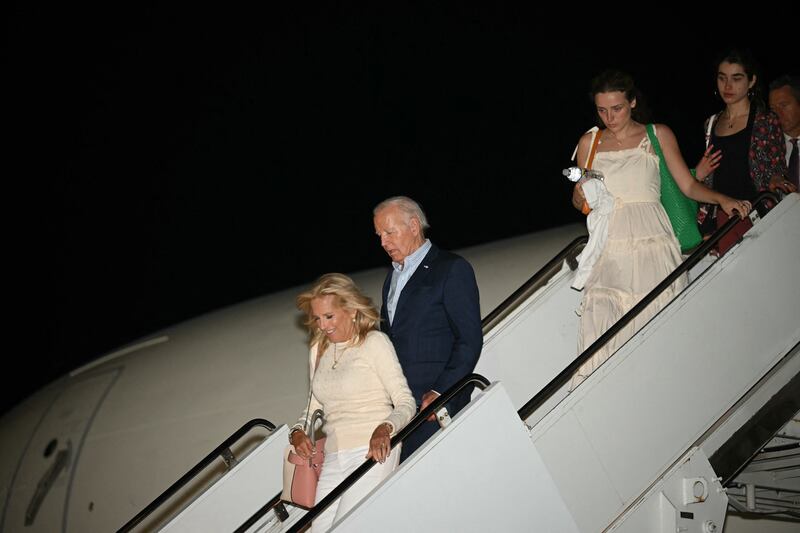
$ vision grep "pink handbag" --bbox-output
[282,349,326,508]
[281,436,326,508]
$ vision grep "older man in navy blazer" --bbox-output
[373,196,483,461]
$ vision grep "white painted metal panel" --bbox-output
[160,426,287,532]
[529,195,800,531]
[1,369,120,533]
[333,384,581,533]
[476,264,582,412]
[532,410,624,531]
[700,344,800,458]
[611,448,727,533]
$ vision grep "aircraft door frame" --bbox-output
[0,367,121,533]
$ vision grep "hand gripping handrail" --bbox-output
[234,238,588,531]
[116,417,276,533]
[235,374,492,533]
[517,192,779,421]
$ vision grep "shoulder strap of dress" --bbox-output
[705,113,718,148]
[645,123,663,157]
[570,126,603,168]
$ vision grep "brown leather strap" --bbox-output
[586,129,603,169]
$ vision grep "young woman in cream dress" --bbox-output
[569,70,751,389]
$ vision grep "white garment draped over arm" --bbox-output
[572,179,615,291]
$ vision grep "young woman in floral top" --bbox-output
[694,48,789,233]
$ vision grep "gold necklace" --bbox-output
[723,108,747,129]
[332,343,344,369]
[607,129,624,146]
[608,125,639,147]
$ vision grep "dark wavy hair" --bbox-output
[769,75,800,103]
[714,48,765,112]
[589,69,651,125]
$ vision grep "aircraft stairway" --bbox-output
[722,408,800,521]
[116,419,283,532]
[474,193,800,530]
[321,193,799,532]
[117,195,799,532]
[704,345,800,521]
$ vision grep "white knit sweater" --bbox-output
[295,330,416,453]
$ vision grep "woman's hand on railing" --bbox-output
[718,196,752,218]
[366,422,393,464]
[290,429,315,459]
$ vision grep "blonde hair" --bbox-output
[296,273,380,355]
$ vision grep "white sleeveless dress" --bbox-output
[571,131,688,389]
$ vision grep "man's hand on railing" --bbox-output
[420,390,440,421]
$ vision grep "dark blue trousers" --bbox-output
[399,419,440,462]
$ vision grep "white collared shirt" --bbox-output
[387,239,432,325]
[783,133,799,167]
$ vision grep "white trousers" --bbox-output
[311,444,400,533]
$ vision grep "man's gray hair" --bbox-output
[373,196,430,231]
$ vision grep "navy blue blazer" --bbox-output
[380,244,483,415]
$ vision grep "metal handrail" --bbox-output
[233,237,587,530]
[481,236,587,335]
[517,192,779,420]
[117,418,276,533]
[235,374,492,533]
[233,191,777,530]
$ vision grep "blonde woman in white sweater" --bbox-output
[291,273,416,532]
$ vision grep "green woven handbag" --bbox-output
[645,124,702,252]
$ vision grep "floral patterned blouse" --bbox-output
[698,108,787,225]
[703,109,787,191]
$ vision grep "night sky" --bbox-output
[7,6,794,415]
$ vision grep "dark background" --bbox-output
[6,6,794,415]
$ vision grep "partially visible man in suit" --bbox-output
[768,75,800,190]
[373,196,483,461]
